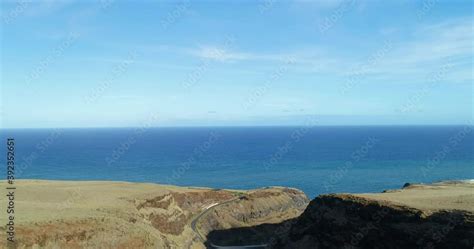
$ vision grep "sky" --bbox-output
[0,0,472,128]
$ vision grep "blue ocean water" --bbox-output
[1,126,473,198]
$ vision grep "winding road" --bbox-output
[190,197,268,249]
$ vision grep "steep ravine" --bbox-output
[2,180,472,248]
[206,181,474,249]
[200,187,309,246]
[0,180,310,249]
[270,194,474,249]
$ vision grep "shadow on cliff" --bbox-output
[204,194,474,249]
[204,218,297,248]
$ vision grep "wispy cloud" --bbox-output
[188,17,471,76]
[393,18,472,64]
[190,46,249,62]
[358,17,473,82]
[97,17,472,85]
[102,95,143,100]
[188,46,322,64]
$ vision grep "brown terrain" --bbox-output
[0,180,308,249]
[1,180,472,248]
[265,180,474,249]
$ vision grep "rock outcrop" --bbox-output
[2,180,472,249]
[269,181,474,249]
[201,187,308,246]
[0,180,308,249]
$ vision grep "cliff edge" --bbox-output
[0,180,308,249]
[269,181,474,249]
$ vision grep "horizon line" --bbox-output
[1,124,473,130]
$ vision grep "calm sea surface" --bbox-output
[1,126,473,197]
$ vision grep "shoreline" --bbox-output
[1,179,472,248]
[0,179,310,248]
[3,177,473,195]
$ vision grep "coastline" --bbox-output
[1,179,472,248]
[4,125,473,199]
[0,179,308,248]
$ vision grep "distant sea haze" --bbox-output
[2,126,473,197]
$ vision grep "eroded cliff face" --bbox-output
[3,180,472,249]
[2,188,238,249]
[269,186,474,249]
[135,190,235,236]
[200,187,309,246]
[0,180,308,249]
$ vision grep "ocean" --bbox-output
[1,126,473,198]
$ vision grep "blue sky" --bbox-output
[0,0,472,128]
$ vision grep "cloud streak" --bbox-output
[153,17,471,85]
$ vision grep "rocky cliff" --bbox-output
[269,181,474,249]
[2,180,472,249]
[200,187,308,246]
[0,180,308,249]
